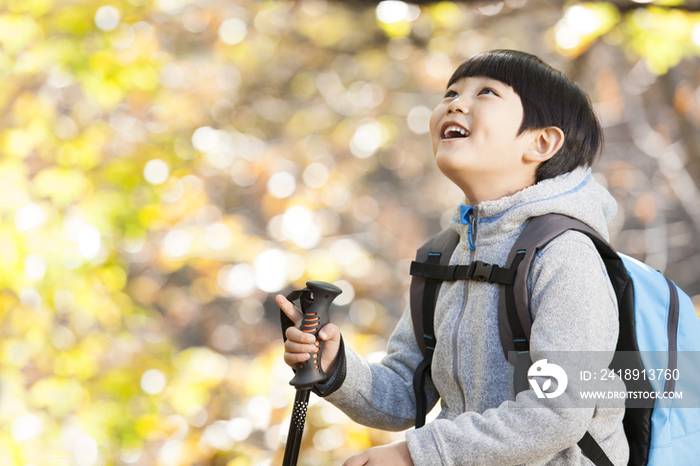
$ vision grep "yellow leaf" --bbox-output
[54,5,92,35]
[30,377,85,416]
[56,139,101,170]
[379,20,411,38]
[4,128,36,158]
[0,14,39,54]
[430,2,463,30]
[8,0,54,16]
[168,382,210,415]
[33,168,88,208]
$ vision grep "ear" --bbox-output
[523,126,565,163]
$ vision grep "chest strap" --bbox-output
[410,260,517,285]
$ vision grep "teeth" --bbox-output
[443,125,468,138]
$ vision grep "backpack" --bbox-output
[408,213,700,466]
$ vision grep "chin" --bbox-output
[435,155,470,187]
[435,151,468,176]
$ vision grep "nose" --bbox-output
[446,96,468,115]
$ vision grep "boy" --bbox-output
[278,50,628,466]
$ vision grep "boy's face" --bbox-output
[429,76,536,200]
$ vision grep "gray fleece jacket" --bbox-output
[317,167,629,466]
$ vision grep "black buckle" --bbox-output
[469,261,493,281]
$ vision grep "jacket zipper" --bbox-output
[469,208,478,250]
[452,206,478,412]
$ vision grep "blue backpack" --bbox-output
[409,214,700,466]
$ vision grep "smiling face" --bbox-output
[429,76,539,203]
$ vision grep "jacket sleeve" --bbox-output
[319,302,440,431]
[404,231,626,466]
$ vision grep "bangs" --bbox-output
[447,50,532,90]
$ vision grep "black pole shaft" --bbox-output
[282,389,311,466]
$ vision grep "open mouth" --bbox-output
[441,124,470,140]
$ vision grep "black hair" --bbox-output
[447,50,603,183]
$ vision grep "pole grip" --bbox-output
[289,281,342,389]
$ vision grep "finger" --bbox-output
[284,352,310,367]
[284,339,317,355]
[315,323,341,373]
[342,452,369,466]
[318,323,341,342]
[286,326,315,344]
[276,294,303,326]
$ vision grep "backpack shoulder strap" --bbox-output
[409,227,459,428]
[498,213,621,361]
[410,228,460,357]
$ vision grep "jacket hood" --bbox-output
[451,167,618,244]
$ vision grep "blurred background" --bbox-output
[2,0,700,464]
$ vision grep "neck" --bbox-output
[459,173,536,205]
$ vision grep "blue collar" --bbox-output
[459,205,474,224]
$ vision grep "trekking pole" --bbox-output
[281,281,342,466]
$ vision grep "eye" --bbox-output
[478,87,498,96]
[444,89,458,98]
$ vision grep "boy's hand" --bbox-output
[342,441,414,466]
[276,294,341,375]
